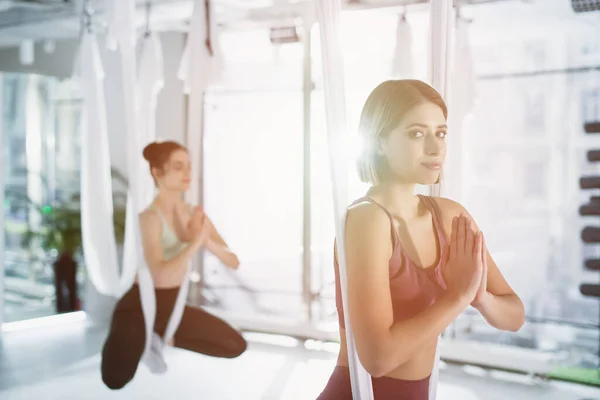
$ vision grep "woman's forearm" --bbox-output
[154,242,201,281]
[371,293,468,377]
[473,293,525,332]
[205,240,240,269]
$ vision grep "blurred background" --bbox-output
[0,0,599,399]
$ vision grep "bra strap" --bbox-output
[418,195,447,246]
[350,197,399,246]
[149,205,169,227]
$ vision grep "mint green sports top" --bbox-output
[149,205,189,261]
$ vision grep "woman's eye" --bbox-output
[437,131,447,139]
[410,130,425,138]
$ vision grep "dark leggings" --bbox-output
[317,366,430,400]
[101,284,247,390]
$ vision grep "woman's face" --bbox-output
[155,149,192,192]
[380,102,447,185]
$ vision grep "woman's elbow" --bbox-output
[229,256,240,269]
[509,310,526,332]
[361,355,397,378]
[357,344,400,378]
[506,297,526,332]
[364,362,388,379]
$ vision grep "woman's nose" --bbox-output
[425,137,441,155]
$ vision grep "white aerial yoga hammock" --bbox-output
[79,31,121,297]
[177,0,224,94]
[316,1,373,399]
[77,0,209,372]
[443,15,475,203]
[425,1,456,397]
[136,32,165,210]
[135,31,183,373]
[179,0,223,208]
[137,0,220,371]
[317,0,454,398]
[391,14,414,79]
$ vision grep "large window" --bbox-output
[307,1,600,373]
[196,29,307,322]
[194,0,599,376]
[2,73,82,323]
[450,2,599,371]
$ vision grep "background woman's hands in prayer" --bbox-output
[188,206,210,246]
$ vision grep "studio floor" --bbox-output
[0,317,598,400]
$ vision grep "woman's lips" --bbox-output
[421,162,441,170]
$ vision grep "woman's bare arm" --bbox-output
[345,203,468,377]
[434,197,525,332]
[203,217,240,269]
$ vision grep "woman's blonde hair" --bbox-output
[356,80,448,185]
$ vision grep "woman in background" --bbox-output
[101,140,247,390]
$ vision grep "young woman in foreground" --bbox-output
[317,80,525,399]
[101,141,247,390]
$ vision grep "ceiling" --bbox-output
[0,0,294,48]
[0,0,596,49]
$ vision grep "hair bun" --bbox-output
[142,140,186,173]
[143,142,160,162]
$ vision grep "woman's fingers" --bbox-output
[451,216,458,260]
[458,214,467,253]
[481,233,487,267]
[465,216,475,254]
[474,230,482,260]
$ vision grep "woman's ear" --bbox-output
[151,166,163,181]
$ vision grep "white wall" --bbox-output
[0,41,78,79]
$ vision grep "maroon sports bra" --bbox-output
[334,195,448,329]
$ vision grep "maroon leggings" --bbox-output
[101,284,247,390]
[317,366,430,400]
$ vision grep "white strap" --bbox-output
[317,0,373,398]
[138,265,192,366]
[132,213,192,366]
[137,266,156,360]
[162,268,191,344]
[429,339,441,400]
[337,215,375,400]
[427,2,455,397]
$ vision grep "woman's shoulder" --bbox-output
[139,207,162,227]
[429,196,468,216]
[428,196,472,236]
[345,199,394,240]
